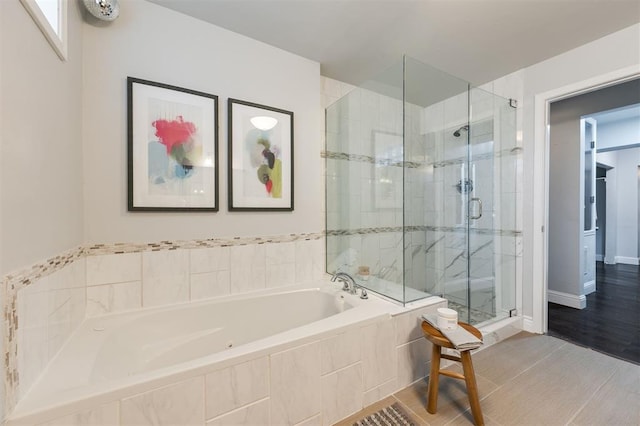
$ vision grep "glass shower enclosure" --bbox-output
[325,56,518,325]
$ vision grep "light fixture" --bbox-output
[250,116,278,131]
[83,0,120,21]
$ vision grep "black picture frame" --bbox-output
[127,77,219,211]
[228,98,294,211]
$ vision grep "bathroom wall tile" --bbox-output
[266,263,296,288]
[86,253,141,286]
[17,325,48,399]
[396,338,431,389]
[362,378,398,408]
[48,284,77,358]
[266,242,296,264]
[18,280,49,329]
[142,250,189,307]
[321,363,363,426]
[143,250,189,278]
[206,399,269,426]
[320,328,361,375]
[295,239,325,284]
[205,357,269,420]
[190,271,231,301]
[120,376,204,426]
[394,302,447,346]
[270,342,322,425]
[142,275,189,308]
[86,281,142,317]
[230,245,266,293]
[230,266,266,294]
[37,402,120,426]
[16,274,62,398]
[190,247,230,275]
[361,319,397,391]
[265,242,296,287]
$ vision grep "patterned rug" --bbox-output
[352,402,415,426]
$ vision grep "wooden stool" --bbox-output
[421,320,484,426]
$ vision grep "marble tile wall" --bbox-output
[3,233,324,419]
[7,300,446,425]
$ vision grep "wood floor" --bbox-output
[337,332,640,425]
[548,262,640,365]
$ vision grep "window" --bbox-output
[20,0,67,60]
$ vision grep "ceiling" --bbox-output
[590,103,640,125]
[147,0,640,86]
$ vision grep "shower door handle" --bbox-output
[469,198,482,220]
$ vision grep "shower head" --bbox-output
[453,125,469,137]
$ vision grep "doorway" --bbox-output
[547,92,640,364]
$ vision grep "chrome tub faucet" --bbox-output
[330,272,368,299]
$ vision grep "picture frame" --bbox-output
[228,98,294,211]
[127,77,219,211]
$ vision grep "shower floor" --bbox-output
[447,299,496,325]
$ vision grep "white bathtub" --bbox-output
[11,281,428,424]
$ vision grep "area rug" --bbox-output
[352,402,416,426]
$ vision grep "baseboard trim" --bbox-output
[548,290,586,309]
[522,315,537,333]
[614,256,640,266]
[584,280,596,295]
[595,254,604,262]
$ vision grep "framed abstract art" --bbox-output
[228,98,294,211]
[127,77,219,211]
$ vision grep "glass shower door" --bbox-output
[463,87,517,324]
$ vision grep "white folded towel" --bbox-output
[421,314,483,351]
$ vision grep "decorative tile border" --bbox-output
[84,232,324,256]
[2,231,324,416]
[322,151,422,169]
[322,146,522,170]
[326,226,521,237]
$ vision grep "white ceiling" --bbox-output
[147,0,640,86]
[589,103,640,124]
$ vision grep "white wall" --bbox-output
[598,117,640,150]
[82,0,321,244]
[0,0,84,275]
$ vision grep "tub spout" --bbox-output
[331,272,357,294]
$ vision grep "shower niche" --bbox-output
[325,55,518,325]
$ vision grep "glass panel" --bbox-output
[326,54,518,315]
[403,56,470,305]
[325,60,405,303]
[467,86,517,324]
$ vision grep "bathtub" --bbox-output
[9,281,444,425]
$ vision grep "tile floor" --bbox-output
[337,332,640,425]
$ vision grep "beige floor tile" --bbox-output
[569,360,640,426]
[471,332,566,386]
[480,343,620,425]
[446,411,502,426]
[394,373,498,426]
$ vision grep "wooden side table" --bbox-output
[421,320,484,426]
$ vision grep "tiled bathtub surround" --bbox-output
[7,295,447,426]
[3,233,324,419]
